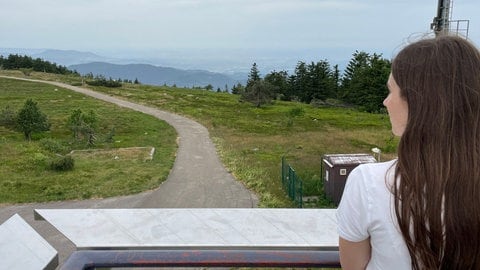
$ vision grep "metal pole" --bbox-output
[60,249,341,270]
[431,0,451,36]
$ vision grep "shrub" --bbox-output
[104,127,115,143]
[20,68,33,76]
[39,138,68,154]
[49,155,75,171]
[31,152,48,167]
[86,77,122,88]
[288,107,305,117]
[324,98,346,107]
[310,98,326,108]
[0,105,16,128]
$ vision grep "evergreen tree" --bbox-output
[67,109,98,143]
[264,70,289,100]
[340,51,391,112]
[340,50,370,100]
[305,60,336,102]
[241,80,274,107]
[286,74,297,101]
[68,109,83,140]
[85,72,94,79]
[16,99,50,140]
[291,61,308,102]
[332,64,340,99]
[231,83,245,95]
[246,62,261,89]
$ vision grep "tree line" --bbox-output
[235,51,391,113]
[0,54,77,75]
[1,51,391,112]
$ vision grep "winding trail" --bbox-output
[0,76,258,265]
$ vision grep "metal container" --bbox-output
[322,154,377,205]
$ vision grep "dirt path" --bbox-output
[0,76,258,266]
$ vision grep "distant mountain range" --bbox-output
[0,48,110,66]
[0,48,246,89]
[34,50,109,66]
[70,62,242,89]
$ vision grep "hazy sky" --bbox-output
[1,0,478,71]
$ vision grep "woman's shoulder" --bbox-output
[346,159,397,198]
[354,158,397,174]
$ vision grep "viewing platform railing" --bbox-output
[61,249,341,269]
[1,208,341,269]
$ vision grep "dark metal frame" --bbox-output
[60,249,340,269]
[281,156,303,208]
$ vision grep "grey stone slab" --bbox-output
[0,214,58,270]
[35,208,338,250]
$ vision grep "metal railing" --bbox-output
[60,249,341,269]
[281,156,303,208]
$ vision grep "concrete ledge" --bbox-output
[0,214,58,270]
[35,208,338,251]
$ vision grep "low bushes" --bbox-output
[49,155,75,171]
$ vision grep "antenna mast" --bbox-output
[431,0,451,35]
[431,0,469,38]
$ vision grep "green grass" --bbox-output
[0,76,177,203]
[99,85,397,207]
[0,71,398,207]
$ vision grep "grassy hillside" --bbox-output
[0,71,398,207]
[0,75,177,203]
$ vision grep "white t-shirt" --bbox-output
[336,159,412,270]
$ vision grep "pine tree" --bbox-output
[340,51,391,112]
[264,70,289,100]
[16,99,50,140]
[332,64,340,99]
[306,60,336,102]
[246,63,261,89]
[67,109,98,143]
[241,80,274,107]
[340,50,370,101]
[291,61,309,102]
[231,83,244,95]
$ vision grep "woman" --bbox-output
[337,35,480,269]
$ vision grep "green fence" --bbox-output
[281,156,303,208]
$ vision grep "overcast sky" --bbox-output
[1,0,478,71]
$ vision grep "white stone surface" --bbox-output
[35,208,338,250]
[0,214,58,270]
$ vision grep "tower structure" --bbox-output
[431,0,469,38]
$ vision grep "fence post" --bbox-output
[282,156,285,189]
[281,157,303,208]
[289,166,295,200]
[297,178,303,208]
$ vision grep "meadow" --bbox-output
[0,71,397,207]
[0,75,177,203]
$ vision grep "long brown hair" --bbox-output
[392,35,480,269]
